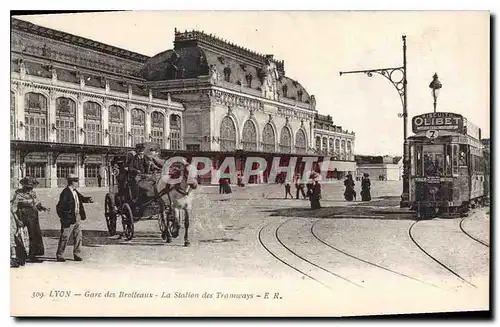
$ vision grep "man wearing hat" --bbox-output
[127,143,152,202]
[55,174,93,262]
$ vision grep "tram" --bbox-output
[408,112,487,218]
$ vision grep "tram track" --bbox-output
[310,220,437,288]
[459,216,489,248]
[408,221,477,288]
[258,219,362,290]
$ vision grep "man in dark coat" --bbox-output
[56,174,93,262]
[128,143,151,202]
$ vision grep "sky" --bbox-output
[13,11,490,156]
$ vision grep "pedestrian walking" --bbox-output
[295,175,307,199]
[97,173,102,188]
[344,174,356,202]
[310,177,322,209]
[361,173,372,201]
[10,176,49,263]
[55,174,93,262]
[284,181,293,199]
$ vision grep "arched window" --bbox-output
[108,105,125,146]
[315,136,321,151]
[279,127,292,153]
[151,111,164,148]
[335,139,340,157]
[295,129,307,154]
[297,90,303,102]
[262,123,275,153]
[329,138,334,155]
[83,101,101,145]
[341,140,346,160]
[25,92,48,141]
[282,85,288,97]
[131,108,146,146]
[322,137,328,153]
[347,140,352,160]
[241,120,257,151]
[220,116,237,151]
[10,91,15,139]
[56,97,76,143]
[169,114,182,150]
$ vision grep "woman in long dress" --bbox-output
[10,176,49,263]
[361,173,372,201]
[343,174,356,202]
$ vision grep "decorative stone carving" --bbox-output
[209,64,220,85]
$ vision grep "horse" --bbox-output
[155,164,197,246]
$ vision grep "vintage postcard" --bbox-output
[9,11,490,317]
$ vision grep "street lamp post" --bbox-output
[339,35,410,208]
[429,73,442,113]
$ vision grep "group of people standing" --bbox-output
[11,174,93,268]
[283,172,373,211]
[343,173,372,202]
[284,174,323,210]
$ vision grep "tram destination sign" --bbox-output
[411,112,464,133]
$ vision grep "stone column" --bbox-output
[15,85,26,141]
[102,100,109,146]
[145,110,151,143]
[77,155,86,187]
[49,155,58,188]
[164,110,170,150]
[77,96,85,144]
[125,104,131,147]
[48,90,57,143]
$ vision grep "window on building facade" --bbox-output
[341,140,346,160]
[241,120,257,151]
[25,92,48,142]
[220,116,237,151]
[83,101,101,145]
[108,105,125,146]
[335,139,340,157]
[295,129,307,154]
[131,108,146,146]
[245,73,253,88]
[25,162,46,188]
[279,127,292,153]
[169,114,182,150]
[223,67,231,82]
[262,123,276,153]
[11,91,15,139]
[329,138,335,156]
[347,141,352,160]
[297,90,303,102]
[322,137,328,153]
[151,111,164,148]
[56,97,76,143]
[282,85,288,97]
[315,136,321,151]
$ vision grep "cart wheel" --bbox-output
[169,208,180,239]
[121,203,134,241]
[158,203,168,241]
[104,193,117,236]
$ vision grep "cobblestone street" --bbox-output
[11,181,489,316]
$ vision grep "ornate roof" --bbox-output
[141,29,312,105]
[11,18,150,64]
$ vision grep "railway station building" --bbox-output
[10,17,356,188]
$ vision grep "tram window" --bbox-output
[445,145,452,176]
[423,144,444,177]
[459,145,468,167]
[452,144,459,175]
[414,145,423,176]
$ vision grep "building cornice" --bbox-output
[11,74,183,112]
[11,18,150,63]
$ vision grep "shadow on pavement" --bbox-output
[262,205,417,220]
[42,229,170,247]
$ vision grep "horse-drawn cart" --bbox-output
[104,152,181,242]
